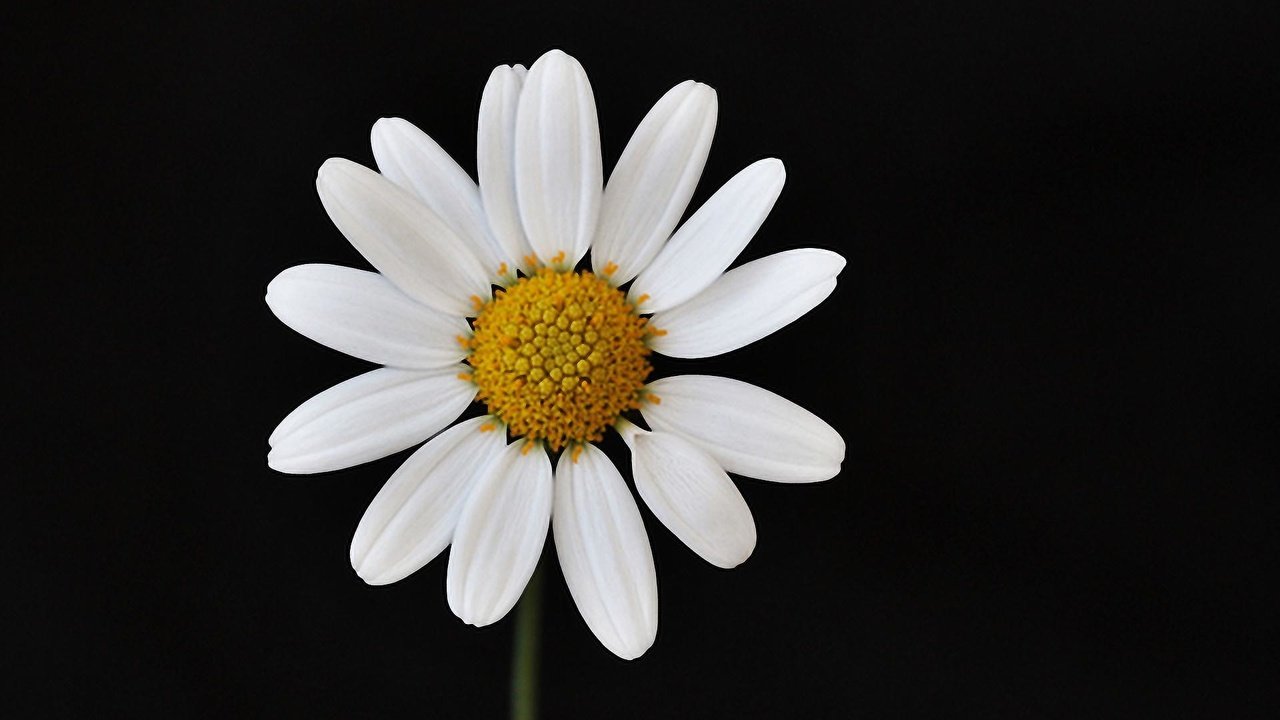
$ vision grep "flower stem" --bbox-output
[511,561,543,720]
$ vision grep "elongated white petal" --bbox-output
[447,442,552,626]
[316,158,490,317]
[515,49,602,268]
[649,249,845,359]
[268,366,476,474]
[371,118,510,279]
[477,64,536,275]
[629,159,785,313]
[350,417,506,585]
[624,428,755,569]
[592,81,717,284]
[641,375,844,483]
[554,444,658,660]
[266,264,469,369]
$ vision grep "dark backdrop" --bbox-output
[9,1,1278,717]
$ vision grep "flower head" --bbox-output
[267,49,845,659]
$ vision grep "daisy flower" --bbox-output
[266,49,846,660]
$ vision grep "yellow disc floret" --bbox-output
[466,268,654,451]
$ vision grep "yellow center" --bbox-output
[465,267,655,451]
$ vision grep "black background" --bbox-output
[9,1,1279,717]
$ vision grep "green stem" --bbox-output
[511,561,543,720]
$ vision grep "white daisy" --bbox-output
[266,49,846,660]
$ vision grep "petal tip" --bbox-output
[265,449,294,473]
[531,48,585,76]
[759,157,786,180]
[369,117,398,142]
[712,543,755,570]
[371,116,415,137]
[487,65,517,83]
[676,77,713,93]
[317,156,350,175]
[316,157,363,188]
[355,568,395,587]
[610,639,654,661]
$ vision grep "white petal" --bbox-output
[649,249,845,359]
[515,49,602,268]
[266,264,469,369]
[268,366,476,474]
[629,159,785,313]
[371,118,510,280]
[477,64,536,275]
[349,417,506,585]
[592,81,717,284]
[641,375,844,483]
[623,428,755,569]
[553,445,658,660]
[447,442,552,626]
[316,158,490,317]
